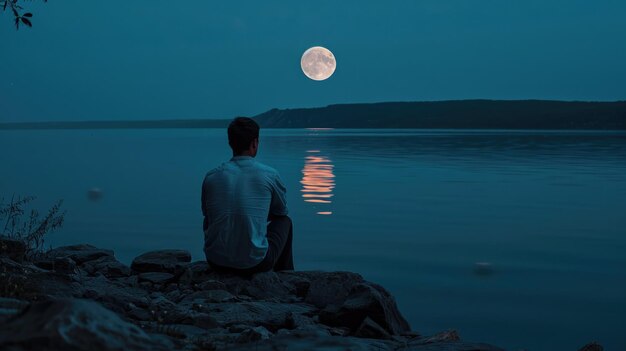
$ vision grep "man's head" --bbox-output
[228,117,260,157]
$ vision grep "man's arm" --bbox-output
[268,173,288,221]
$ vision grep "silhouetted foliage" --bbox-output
[254,100,626,129]
[2,0,47,29]
[0,195,65,258]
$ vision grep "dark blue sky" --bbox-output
[1,0,625,122]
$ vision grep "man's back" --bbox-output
[201,155,288,269]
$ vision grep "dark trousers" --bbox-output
[209,215,294,275]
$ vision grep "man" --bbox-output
[201,117,294,274]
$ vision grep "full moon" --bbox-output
[301,46,336,81]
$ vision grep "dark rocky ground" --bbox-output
[0,239,603,351]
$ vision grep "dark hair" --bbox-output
[228,117,260,154]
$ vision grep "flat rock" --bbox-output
[46,244,114,264]
[131,250,191,275]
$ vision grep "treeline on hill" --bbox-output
[252,100,626,129]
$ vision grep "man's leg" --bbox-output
[265,215,294,271]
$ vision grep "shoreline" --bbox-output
[0,240,512,351]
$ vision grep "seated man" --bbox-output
[201,117,294,274]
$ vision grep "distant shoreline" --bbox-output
[0,119,231,130]
[2,99,625,130]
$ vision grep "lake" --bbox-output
[1,128,625,350]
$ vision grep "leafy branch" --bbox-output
[1,0,47,29]
[1,195,65,257]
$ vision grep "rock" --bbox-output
[82,275,149,314]
[192,312,219,329]
[0,237,26,263]
[277,272,311,298]
[87,187,104,201]
[46,244,114,264]
[52,257,77,274]
[320,282,410,335]
[0,299,174,351]
[578,342,604,351]
[204,301,316,332]
[179,260,212,285]
[328,326,352,336]
[474,262,494,276]
[0,247,506,351]
[131,250,191,275]
[423,330,461,343]
[165,289,182,303]
[138,272,176,285]
[0,297,28,322]
[302,271,364,308]
[32,256,79,275]
[150,295,178,311]
[19,271,84,300]
[228,324,253,333]
[228,333,394,351]
[32,257,55,270]
[82,255,131,278]
[127,305,152,321]
[236,326,273,344]
[0,297,28,310]
[182,289,237,304]
[355,317,392,340]
[198,279,227,291]
[242,272,295,301]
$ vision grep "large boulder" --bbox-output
[131,250,191,275]
[0,299,174,351]
[320,282,410,335]
[46,244,113,265]
[299,271,364,308]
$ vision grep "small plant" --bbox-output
[1,0,47,29]
[1,195,65,259]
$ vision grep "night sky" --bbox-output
[1,0,625,122]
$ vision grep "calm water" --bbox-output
[1,128,625,350]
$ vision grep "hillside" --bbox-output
[252,100,626,129]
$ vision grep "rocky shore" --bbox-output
[0,239,602,351]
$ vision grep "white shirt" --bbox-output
[201,156,288,269]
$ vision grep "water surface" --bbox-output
[1,128,625,350]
